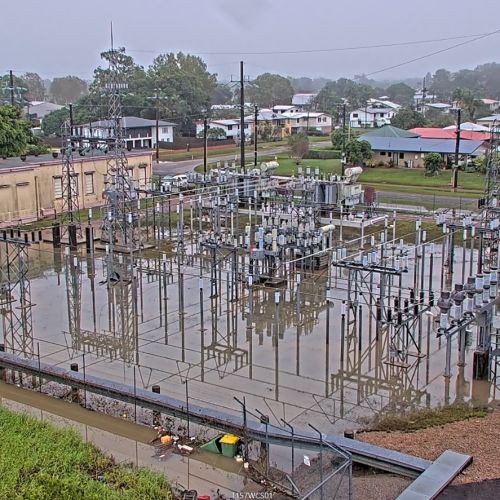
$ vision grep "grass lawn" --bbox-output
[0,406,172,499]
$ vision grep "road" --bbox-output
[153,141,331,176]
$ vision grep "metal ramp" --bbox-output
[396,450,472,499]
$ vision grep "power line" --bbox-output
[128,31,498,56]
[366,28,500,77]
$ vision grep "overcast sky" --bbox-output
[1,0,499,82]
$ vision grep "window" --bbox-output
[380,152,386,156]
[139,166,147,185]
[380,113,385,117]
[227,125,233,130]
[388,152,392,158]
[399,153,404,160]
[53,177,63,198]
[353,113,359,118]
[161,127,169,134]
[85,173,95,194]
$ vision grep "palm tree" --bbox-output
[452,88,477,121]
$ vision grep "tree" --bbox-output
[314,82,340,117]
[424,152,443,176]
[0,105,31,157]
[197,127,226,140]
[330,128,347,150]
[22,72,46,101]
[210,83,233,105]
[49,76,88,104]
[346,139,372,165]
[430,69,452,100]
[391,106,427,129]
[385,82,415,106]
[426,108,455,128]
[148,52,217,134]
[288,133,309,161]
[453,88,478,122]
[247,73,294,108]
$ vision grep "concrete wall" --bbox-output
[0,152,152,224]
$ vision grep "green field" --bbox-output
[0,406,171,499]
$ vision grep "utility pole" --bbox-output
[155,91,160,164]
[254,105,258,167]
[240,61,246,172]
[341,103,347,176]
[203,117,208,177]
[422,77,427,117]
[453,108,462,190]
[9,70,14,106]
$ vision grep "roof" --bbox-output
[273,105,295,111]
[77,116,177,128]
[27,101,64,118]
[292,93,317,106]
[409,128,456,139]
[360,125,419,139]
[368,98,401,109]
[477,114,500,123]
[210,119,240,126]
[245,109,286,122]
[481,99,500,105]
[360,136,484,155]
[444,122,490,132]
[351,107,394,115]
[282,111,329,119]
[0,150,151,171]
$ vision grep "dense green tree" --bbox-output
[247,73,294,108]
[288,133,309,160]
[197,127,226,139]
[148,52,217,134]
[385,82,415,106]
[424,152,443,176]
[425,108,455,128]
[453,88,478,121]
[49,76,88,105]
[330,128,347,149]
[22,72,46,101]
[391,106,427,129]
[313,82,340,117]
[0,105,31,157]
[430,69,453,100]
[346,139,372,165]
[210,83,234,105]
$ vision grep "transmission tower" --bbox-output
[60,120,82,245]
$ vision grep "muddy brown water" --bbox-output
[1,237,495,444]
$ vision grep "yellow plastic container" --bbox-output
[220,434,240,457]
[160,435,173,445]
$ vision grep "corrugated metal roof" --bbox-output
[77,116,177,128]
[361,136,484,154]
[361,125,419,139]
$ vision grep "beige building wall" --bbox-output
[0,152,152,224]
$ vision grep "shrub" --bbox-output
[303,149,341,160]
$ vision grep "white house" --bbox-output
[368,98,401,110]
[195,119,251,140]
[75,116,176,149]
[481,99,500,112]
[349,106,395,128]
[423,102,453,114]
[282,111,332,134]
[272,105,302,114]
[477,114,500,129]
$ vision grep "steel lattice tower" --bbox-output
[60,121,82,242]
[0,239,34,358]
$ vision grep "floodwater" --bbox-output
[0,382,247,496]
[1,228,496,442]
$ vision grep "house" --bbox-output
[26,101,64,124]
[272,105,302,114]
[476,114,500,130]
[359,129,484,168]
[195,119,250,140]
[292,93,317,108]
[281,111,332,135]
[75,116,176,149]
[414,90,437,112]
[480,99,500,112]
[245,109,291,140]
[349,106,396,128]
[368,98,401,110]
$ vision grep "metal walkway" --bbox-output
[0,350,430,477]
[397,450,472,499]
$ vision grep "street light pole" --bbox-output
[453,107,462,190]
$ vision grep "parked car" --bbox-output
[174,174,189,187]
